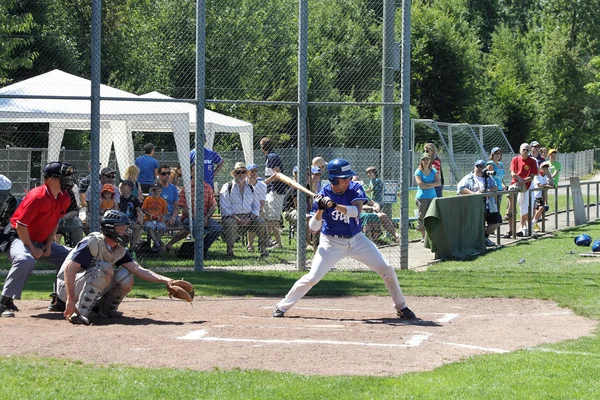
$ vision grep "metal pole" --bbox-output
[381,0,395,220]
[89,0,102,232]
[297,0,308,271]
[194,0,206,272]
[399,0,411,270]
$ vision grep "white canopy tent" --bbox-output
[140,92,254,164]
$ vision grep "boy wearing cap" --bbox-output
[99,184,119,215]
[85,167,120,205]
[119,180,143,251]
[0,162,75,317]
[548,149,561,187]
[531,162,554,232]
[457,160,502,247]
[141,183,168,252]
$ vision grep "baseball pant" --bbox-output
[276,232,407,312]
[2,238,70,299]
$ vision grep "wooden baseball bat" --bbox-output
[272,172,334,208]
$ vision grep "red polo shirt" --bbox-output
[510,156,539,190]
[10,185,70,243]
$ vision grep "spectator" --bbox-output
[365,166,383,203]
[361,199,399,243]
[135,143,159,193]
[281,166,312,251]
[0,175,18,231]
[312,156,328,180]
[165,165,222,258]
[122,165,144,203]
[190,139,224,190]
[56,182,84,246]
[246,163,267,253]
[457,160,502,247]
[99,184,119,215]
[86,167,120,205]
[486,147,506,209]
[425,143,444,197]
[169,165,182,188]
[118,180,143,252]
[141,183,168,252]
[309,166,322,194]
[530,141,544,165]
[531,162,554,232]
[509,143,539,237]
[157,164,180,226]
[540,147,549,161]
[0,162,76,317]
[414,153,440,242]
[220,162,269,258]
[548,149,561,187]
[261,137,286,249]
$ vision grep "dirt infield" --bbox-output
[1,296,597,376]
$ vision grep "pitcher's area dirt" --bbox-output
[1,296,596,376]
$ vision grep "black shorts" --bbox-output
[535,197,544,209]
[485,211,502,225]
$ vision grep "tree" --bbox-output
[0,0,37,85]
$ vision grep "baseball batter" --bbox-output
[52,210,178,325]
[272,158,416,320]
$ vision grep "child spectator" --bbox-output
[142,183,168,252]
[99,183,118,215]
[119,180,143,252]
[531,162,554,232]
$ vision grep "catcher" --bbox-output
[50,210,194,326]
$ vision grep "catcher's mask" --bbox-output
[43,162,78,191]
[101,210,132,247]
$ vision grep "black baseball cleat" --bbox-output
[69,313,90,326]
[0,303,15,318]
[272,307,285,318]
[397,307,416,320]
[48,293,66,312]
[5,298,19,312]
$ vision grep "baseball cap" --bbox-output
[530,141,540,147]
[311,166,322,174]
[540,161,551,169]
[246,163,258,171]
[292,165,299,174]
[120,179,135,188]
[548,149,558,155]
[150,182,162,191]
[0,175,12,191]
[420,152,431,160]
[101,167,116,176]
[474,159,486,167]
[101,183,115,193]
[490,147,502,155]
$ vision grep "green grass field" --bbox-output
[3,221,600,398]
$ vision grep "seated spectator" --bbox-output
[56,181,84,246]
[457,160,502,247]
[141,183,168,252]
[99,183,119,215]
[119,180,143,252]
[85,167,120,209]
[365,166,383,203]
[169,165,183,188]
[309,166,322,196]
[165,165,222,257]
[220,162,269,258]
[361,199,399,243]
[281,166,312,250]
[531,162,554,232]
[122,165,144,204]
[157,164,180,226]
[246,163,267,252]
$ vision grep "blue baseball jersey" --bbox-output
[312,180,368,237]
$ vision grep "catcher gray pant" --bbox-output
[56,264,134,317]
[2,238,70,299]
[276,232,407,313]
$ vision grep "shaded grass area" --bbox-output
[4,223,600,398]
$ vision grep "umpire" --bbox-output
[0,162,77,317]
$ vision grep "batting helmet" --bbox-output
[101,210,132,247]
[574,234,592,247]
[593,239,600,252]
[327,158,356,184]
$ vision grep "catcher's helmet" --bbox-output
[327,158,356,184]
[101,210,131,246]
[593,239,600,252]
[574,234,592,247]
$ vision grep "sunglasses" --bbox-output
[234,170,247,175]
[160,172,170,176]
[522,148,530,151]
[103,174,115,178]
[475,165,485,169]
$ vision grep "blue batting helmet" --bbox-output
[575,234,592,247]
[327,158,356,184]
[593,239,600,252]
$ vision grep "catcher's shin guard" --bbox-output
[98,268,134,316]
[76,263,114,317]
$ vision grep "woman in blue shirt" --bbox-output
[414,153,440,242]
[485,147,506,209]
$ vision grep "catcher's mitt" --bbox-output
[167,279,195,302]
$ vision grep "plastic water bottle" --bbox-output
[79,207,87,223]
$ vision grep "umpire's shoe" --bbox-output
[272,307,285,318]
[0,296,16,318]
[397,307,416,320]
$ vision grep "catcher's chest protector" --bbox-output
[87,232,127,266]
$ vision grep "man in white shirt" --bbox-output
[220,162,269,258]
